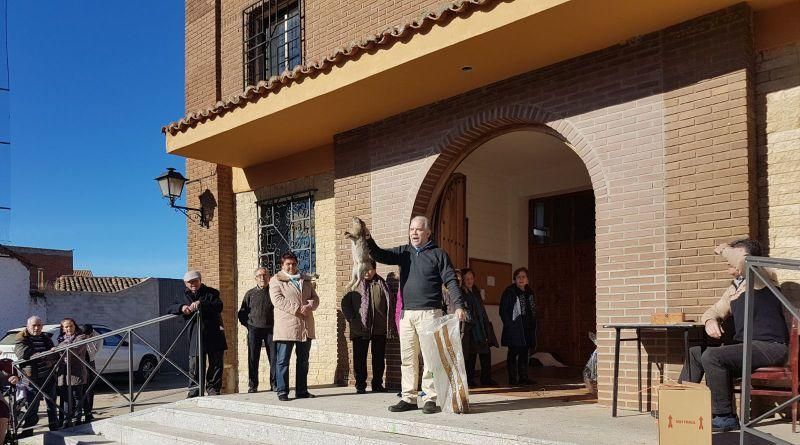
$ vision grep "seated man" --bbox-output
[680,239,788,432]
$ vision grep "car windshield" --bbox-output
[0,331,20,346]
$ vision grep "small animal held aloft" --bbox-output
[344,216,372,291]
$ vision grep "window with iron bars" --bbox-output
[243,0,303,88]
[257,191,315,275]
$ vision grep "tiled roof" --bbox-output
[162,0,495,136]
[72,269,94,277]
[53,275,143,293]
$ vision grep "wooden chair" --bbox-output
[740,318,799,433]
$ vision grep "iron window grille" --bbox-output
[243,0,303,88]
[257,191,315,275]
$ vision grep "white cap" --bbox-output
[183,270,201,282]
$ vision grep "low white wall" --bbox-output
[0,257,30,334]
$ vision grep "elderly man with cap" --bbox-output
[168,270,228,397]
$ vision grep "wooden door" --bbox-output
[435,173,467,270]
[529,190,596,366]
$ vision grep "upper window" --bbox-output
[258,191,315,275]
[243,0,303,87]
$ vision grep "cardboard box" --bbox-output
[658,383,711,445]
[650,313,686,324]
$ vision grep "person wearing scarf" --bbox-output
[270,251,320,401]
[460,268,498,387]
[55,318,87,428]
[341,260,396,394]
[499,267,537,386]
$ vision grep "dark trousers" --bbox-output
[24,378,58,429]
[275,340,311,397]
[352,335,386,391]
[466,352,492,384]
[57,385,83,427]
[188,350,224,397]
[506,346,529,384]
[83,361,95,418]
[679,341,788,416]
[247,327,277,391]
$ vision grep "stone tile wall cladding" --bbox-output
[334,4,759,409]
[235,173,337,390]
[757,41,800,289]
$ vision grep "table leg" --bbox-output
[637,328,642,413]
[612,328,621,417]
[679,328,689,384]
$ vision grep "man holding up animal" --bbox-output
[350,215,466,414]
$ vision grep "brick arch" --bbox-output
[411,105,608,218]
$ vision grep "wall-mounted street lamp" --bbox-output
[155,168,208,228]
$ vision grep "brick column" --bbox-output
[184,1,238,393]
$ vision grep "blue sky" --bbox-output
[5,1,188,278]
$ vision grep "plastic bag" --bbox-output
[419,314,470,413]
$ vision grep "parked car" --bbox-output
[0,324,158,383]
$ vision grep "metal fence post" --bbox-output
[66,348,72,427]
[197,310,205,397]
[128,330,135,413]
[740,265,755,445]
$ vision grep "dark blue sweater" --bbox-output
[367,238,463,311]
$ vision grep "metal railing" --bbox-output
[7,311,204,438]
[741,256,800,445]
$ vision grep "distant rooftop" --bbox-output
[54,275,143,293]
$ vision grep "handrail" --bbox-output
[740,256,800,445]
[13,314,183,366]
[7,309,204,438]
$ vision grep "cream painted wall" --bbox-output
[454,131,593,366]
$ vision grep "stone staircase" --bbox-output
[43,395,570,445]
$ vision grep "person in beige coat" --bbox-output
[678,239,788,433]
[270,251,320,401]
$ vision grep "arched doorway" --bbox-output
[429,129,596,372]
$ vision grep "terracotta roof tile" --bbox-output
[53,275,143,293]
[72,269,93,277]
[162,0,496,136]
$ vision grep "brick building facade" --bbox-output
[168,0,800,410]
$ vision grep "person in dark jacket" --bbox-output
[54,318,86,428]
[341,261,394,394]
[366,215,466,414]
[238,267,276,393]
[460,268,498,387]
[679,239,789,433]
[499,267,536,386]
[1,365,20,443]
[14,315,59,431]
[168,270,228,397]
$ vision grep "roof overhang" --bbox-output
[165,0,793,168]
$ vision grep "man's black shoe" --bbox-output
[295,392,316,399]
[356,388,367,394]
[422,401,440,414]
[247,388,257,393]
[388,400,418,412]
[372,385,387,393]
[712,414,740,432]
[277,394,290,401]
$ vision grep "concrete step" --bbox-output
[148,405,442,445]
[47,418,250,445]
[194,397,570,445]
